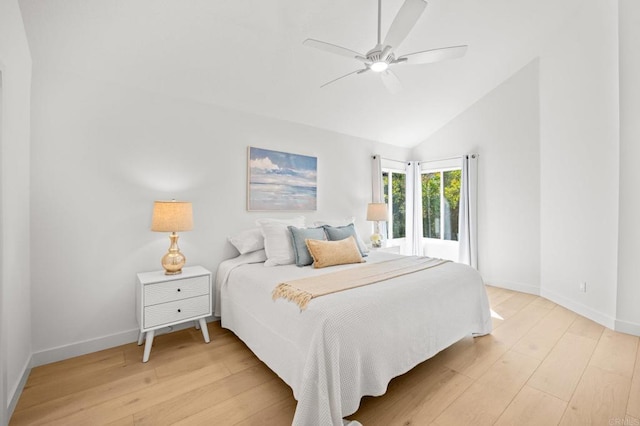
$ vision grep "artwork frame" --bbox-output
[247,147,318,211]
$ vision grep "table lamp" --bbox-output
[366,202,389,248]
[151,200,193,275]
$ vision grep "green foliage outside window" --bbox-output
[443,170,461,241]
[384,168,459,241]
[422,169,461,241]
[392,174,406,238]
[422,173,440,238]
[383,171,406,239]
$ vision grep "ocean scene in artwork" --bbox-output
[248,147,317,211]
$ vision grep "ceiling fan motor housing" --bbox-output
[367,45,394,63]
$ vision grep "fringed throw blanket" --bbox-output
[272,256,450,310]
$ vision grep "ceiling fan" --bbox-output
[303,0,467,93]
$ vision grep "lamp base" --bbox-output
[161,232,186,275]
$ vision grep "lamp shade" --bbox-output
[366,203,389,222]
[151,201,193,232]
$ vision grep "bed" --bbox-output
[215,249,492,426]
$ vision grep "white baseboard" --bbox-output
[486,282,639,337]
[5,317,220,423]
[31,316,221,368]
[8,356,31,421]
[31,328,140,368]
[540,288,617,330]
[485,280,540,296]
[615,318,640,336]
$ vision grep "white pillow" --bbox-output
[256,216,305,266]
[313,217,369,254]
[228,227,264,254]
[312,217,357,228]
[239,248,267,263]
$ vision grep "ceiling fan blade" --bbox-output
[380,70,402,94]
[383,0,427,53]
[320,69,362,88]
[397,45,468,65]
[303,39,366,62]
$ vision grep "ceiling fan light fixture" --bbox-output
[303,0,467,91]
[370,61,389,72]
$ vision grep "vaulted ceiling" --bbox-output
[19,0,582,147]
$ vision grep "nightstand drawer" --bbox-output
[144,275,209,306]
[144,295,210,329]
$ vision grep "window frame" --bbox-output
[420,161,461,242]
[382,167,407,241]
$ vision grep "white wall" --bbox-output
[29,67,409,364]
[0,69,4,426]
[412,60,541,294]
[413,1,639,336]
[616,0,640,334]
[539,0,620,327]
[0,0,32,421]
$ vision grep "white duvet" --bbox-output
[216,251,492,426]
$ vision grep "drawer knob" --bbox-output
[177,288,181,292]
[177,309,181,313]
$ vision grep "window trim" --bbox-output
[421,166,461,242]
[382,167,407,241]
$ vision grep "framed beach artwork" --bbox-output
[247,147,318,211]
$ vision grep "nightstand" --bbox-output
[136,265,212,362]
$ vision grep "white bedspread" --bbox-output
[217,252,492,426]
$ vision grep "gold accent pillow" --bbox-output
[305,236,365,269]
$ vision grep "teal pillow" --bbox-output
[288,226,327,267]
[322,223,368,257]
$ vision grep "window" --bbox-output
[422,172,441,239]
[422,168,461,241]
[382,169,406,239]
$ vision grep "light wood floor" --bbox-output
[10,286,640,426]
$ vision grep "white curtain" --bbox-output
[458,154,478,269]
[371,155,383,203]
[371,155,387,240]
[405,161,423,256]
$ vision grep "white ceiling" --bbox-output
[19,0,582,147]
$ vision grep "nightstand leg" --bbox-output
[137,331,145,346]
[142,329,155,363]
[198,318,210,343]
[194,320,200,330]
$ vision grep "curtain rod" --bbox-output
[373,155,407,164]
[374,154,478,166]
[421,153,478,163]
